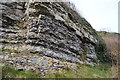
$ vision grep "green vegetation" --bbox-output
[1,64,112,78]
[45,64,111,78]
[97,31,119,77]
[2,66,39,78]
[0,49,18,54]
[95,36,111,63]
[90,31,112,64]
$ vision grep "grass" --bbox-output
[2,66,39,78]
[45,64,111,78]
[1,64,112,78]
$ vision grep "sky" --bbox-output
[69,0,119,33]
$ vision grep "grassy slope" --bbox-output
[45,65,111,78]
[2,66,39,78]
[1,64,112,78]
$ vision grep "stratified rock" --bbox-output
[0,2,106,73]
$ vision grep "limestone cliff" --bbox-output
[0,2,107,74]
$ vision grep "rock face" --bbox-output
[0,2,99,73]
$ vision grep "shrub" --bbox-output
[95,36,112,64]
[88,31,112,64]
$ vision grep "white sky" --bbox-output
[70,0,119,33]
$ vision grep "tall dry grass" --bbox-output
[102,35,119,55]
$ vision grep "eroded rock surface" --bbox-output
[0,2,99,74]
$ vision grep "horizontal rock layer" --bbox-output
[0,2,98,71]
